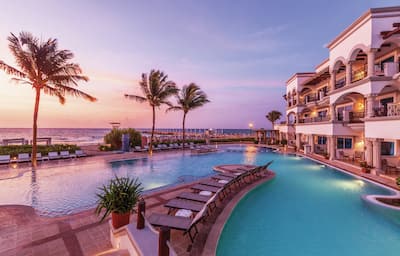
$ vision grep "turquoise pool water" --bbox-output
[217,153,400,256]
[0,146,269,216]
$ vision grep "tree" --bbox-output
[0,32,96,167]
[266,110,282,129]
[125,70,178,154]
[167,83,210,149]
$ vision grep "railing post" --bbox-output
[158,226,170,256]
[137,199,145,230]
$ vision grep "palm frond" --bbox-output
[0,61,27,78]
[53,84,97,103]
[124,94,147,103]
[165,106,182,113]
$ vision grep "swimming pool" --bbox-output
[0,145,269,216]
[217,153,400,256]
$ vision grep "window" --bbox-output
[337,137,352,149]
[318,110,327,118]
[317,136,327,145]
[381,142,394,156]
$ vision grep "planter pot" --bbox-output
[112,212,130,229]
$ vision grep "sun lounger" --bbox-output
[17,153,30,163]
[134,146,146,152]
[75,150,86,157]
[60,151,72,159]
[48,151,60,160]
[0,155,11,164]
[199,179,226,188]
[191,184,220,193]
[165,199,205,213]
[176,192,211,203]
[36,152,48,161]
[148,205,207,243]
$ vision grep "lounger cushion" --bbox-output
[148,213,191,230]
[218,179,229,184]
[199,191,212,196]
[175,209,193,218]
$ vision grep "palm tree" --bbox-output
[0,32,96,167]
[167,83,210,149]
[266,110,282,129]
[125,70,178,154]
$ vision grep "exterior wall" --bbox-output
[371,11,400,49]
[329,18,372,69]
[365,119,400,140]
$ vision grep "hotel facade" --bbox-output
[275,6,400,175]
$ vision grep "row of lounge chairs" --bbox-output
[133,142,202,152]
[147,161,273,243]
[0,150,86,164]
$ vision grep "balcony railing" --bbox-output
[387,103,400,116]
[374,62,400,77]
[351,67,367,83]
[349,111,365,123]
[299,116,330,123]
[334,78,346,89]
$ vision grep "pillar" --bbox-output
[367,49,376,78]
[296,133,301,151]
[137,199,146,229]
[372,138,383,171]
[330,104,336,121]
[158,226,171,256]
[330,70,336,91]
[309,135,315,153]
[366,94,375,118]
[328,136,336,160]
[365,139,373,166]
[346,61,353,85]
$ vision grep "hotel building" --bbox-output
[275,6,400,176]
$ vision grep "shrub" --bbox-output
[104,128,142,150]
[0,144,80,158]
[396,177,400,188]
[281,139,288,145]
[95,176,143,221]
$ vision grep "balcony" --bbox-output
[349,111,365,123]
[374,103,400,117]
[351,67,367,83]
[334,78,346,89]
[374,62,399,77]
[299,116,330,123]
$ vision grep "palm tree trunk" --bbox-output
[31,88,41,168]
[182,112,187,150]
[149,105,155,155]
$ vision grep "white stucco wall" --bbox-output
[371,11,400,49]
[365,119,400,139]
[295,122,360,136]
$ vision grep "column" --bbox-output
[372,138,383,171]
[309,135,315,153]
[296,133,301,151]
[367,49,376,78]
[330,104,336,121]
[366,94,375,118]
[328,136,336,160]
[330,70,336,91]
[365,139,373,166]
[346,61,352,85]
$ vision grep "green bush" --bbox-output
[396,177,400,188]
[0,144,80,157]
[281,139,288,145]
[104,128,142,150]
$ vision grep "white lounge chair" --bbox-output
[17,153,30,163]
[0,155,11,164]
[37,152,48,161]
[60,151,71,159]
[75,150,86,157]
[48,151,60,160]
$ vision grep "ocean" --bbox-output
[0,128,253,145]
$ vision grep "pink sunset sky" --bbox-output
[0,0,396,129]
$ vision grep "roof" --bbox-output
[286,72,315,85]
[327,6,400,49]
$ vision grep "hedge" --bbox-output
[0,144,80,157]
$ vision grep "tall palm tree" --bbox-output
[0,32,96,167]
[167,83,210,149]
[266,110,282,129]
[125,70,178,154]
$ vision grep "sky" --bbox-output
[0,0,398,129]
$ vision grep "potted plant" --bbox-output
[360,161,373,174]
[323,152,329,160]
[96,176,143,229]
[396,176,400,188]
